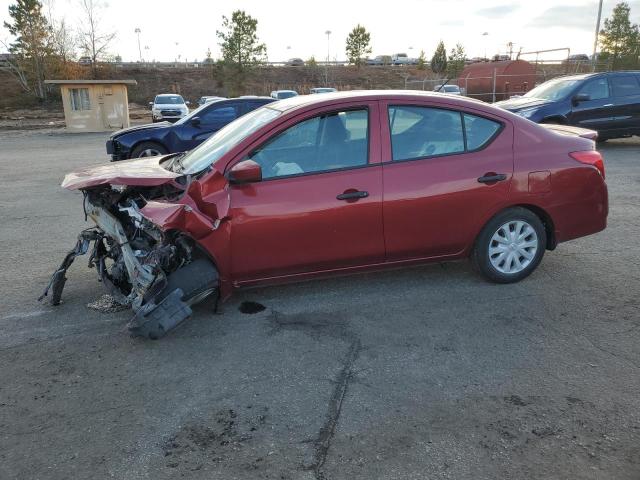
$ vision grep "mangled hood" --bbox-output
[61,155,180,190]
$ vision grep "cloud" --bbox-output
[475,5,520,18]
[528,5,605,31]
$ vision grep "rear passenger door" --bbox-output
[609,75,640,133]
[381,102,514,260]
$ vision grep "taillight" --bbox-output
[569,150,605,179]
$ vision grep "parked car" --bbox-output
[367,55,391,66]
[567,54,590,63]
[45,91,608,339]
[286,58,304,66]
[106,97,275,160]
[270,90,298,99]
[494,71,640,141]
[149,94,190,123]
[310,87,337,94]
[78,56,92,65]
[433,84,462,95]
[392,53,416,65]
[197,96,226,106]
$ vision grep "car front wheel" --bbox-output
[472,207,546,283]
[131,142,168,158]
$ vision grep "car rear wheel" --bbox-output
[472,207,546,283]
[131,142,168,158]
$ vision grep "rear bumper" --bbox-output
[553,175,608,244]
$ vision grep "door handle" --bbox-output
[337,190,369,200]
[477,173,507,184]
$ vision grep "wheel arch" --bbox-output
[481,204,556,251]
[540,115,568,125]
[130,138,169,158]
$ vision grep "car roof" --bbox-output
[156,93,183,97]
[268,90,486,113]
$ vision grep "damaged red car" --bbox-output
[41,91,608,339]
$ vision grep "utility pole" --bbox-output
[135,28,142,62]
[325,30,331,85]
[592,0,604,70]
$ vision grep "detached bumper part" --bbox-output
[128,288,192,339]
[38,229,100,305]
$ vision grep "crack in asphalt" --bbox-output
[310,338,361,480]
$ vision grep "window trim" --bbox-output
[232,106,373,182]
[386,104,505,164]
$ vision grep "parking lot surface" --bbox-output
[0,129,639,480]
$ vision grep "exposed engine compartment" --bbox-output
[40,183,219,339]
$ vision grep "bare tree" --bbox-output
[44,0,77,63]
[77,0,115,77]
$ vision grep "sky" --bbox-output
[1,0,639,62]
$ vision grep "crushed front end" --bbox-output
[40,182,219,339]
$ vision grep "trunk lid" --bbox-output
[540,124,598,141]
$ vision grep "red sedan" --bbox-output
[42,91,608,339]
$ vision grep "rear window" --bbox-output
[388,106,502,161]
[464,114,502,150]
[611,76,640,97]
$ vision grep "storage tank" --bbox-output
[457,60,536,102]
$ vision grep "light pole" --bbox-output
[144,45,150,63]
[482,32,489,60]
[134,28,142,62]
[325,30,331,85]
[592,0,604,69]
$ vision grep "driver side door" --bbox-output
[227,101,385,284]
[568,77,615,133]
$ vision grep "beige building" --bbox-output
[45,79,137,132]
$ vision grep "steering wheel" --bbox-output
[420,142,437,157]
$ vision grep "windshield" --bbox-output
[443,85,459,92]
[523,79,580,101]
[278,91,297,99]
[155,95,184,105]
[179,107,282,174]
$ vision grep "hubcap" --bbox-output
[488,220,538,274]
[138,148,161,157]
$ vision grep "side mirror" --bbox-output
[190,116,201,127]
[228,159,262,185]
[185,100,191,105]
[572,93,590,105]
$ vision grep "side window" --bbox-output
[70,88,90,111]
[251,109,369,179]
[464,114,501,150]
[578,78,610,100]
[389,106,464,161]
[200,105,238,124]
[611,76,640,97]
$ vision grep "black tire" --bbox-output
[130,141,168,158]
[472,207,546,284]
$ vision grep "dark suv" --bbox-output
[106,97,275,160]
[494,71,640,140]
